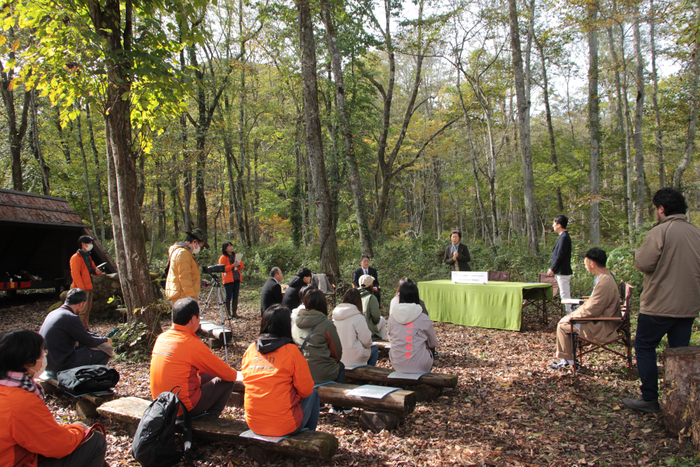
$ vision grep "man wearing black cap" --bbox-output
[69,235,103,329]
[165,229,209,305]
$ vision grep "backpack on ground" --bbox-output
[56,365,119,395]
[132,388,193,467]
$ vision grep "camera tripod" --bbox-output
[200,273,235,365]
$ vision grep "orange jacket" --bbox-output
[218,255,244,284]
[0,385,84,467]
[241,340,314,436]
[69,250,102,290]
[150,324,237,410]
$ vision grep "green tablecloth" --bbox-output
[417,280,553,331]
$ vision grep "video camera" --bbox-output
[202,264,226,274]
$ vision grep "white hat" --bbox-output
[359,274,375,288]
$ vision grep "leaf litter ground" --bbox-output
[1,290,695,466]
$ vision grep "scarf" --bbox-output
[228,254,240,281]
[0,371,45,400]
[78,249,95,276]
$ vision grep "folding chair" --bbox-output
[569,281,634,379]
[487,270,511,282]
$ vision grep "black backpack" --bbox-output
[132,388,193,467]
[57,365,119,396]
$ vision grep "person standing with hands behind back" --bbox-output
[219,242,244,319]
[165,229,208,306]
[547,215,573,314]
[69,235,103,330]
[444,230,471,272]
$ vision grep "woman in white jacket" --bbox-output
[332,289,379,368]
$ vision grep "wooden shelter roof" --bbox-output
[0,188,86,227]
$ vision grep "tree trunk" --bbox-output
[633,6,646,229]
[295,0,340,277]
[662,347,700,436]
[649,0,664,188]
[86,102,106,245]
[588,0,601,246]
[508,0,539,254]
[321,0,373,257]
[29,91,50,195]
[76,105,97,235]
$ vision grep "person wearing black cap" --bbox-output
[69,235,103,329]
[165,229,209,306]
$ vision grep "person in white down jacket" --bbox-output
[332,288,379,368]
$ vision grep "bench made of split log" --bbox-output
[97,396,338,461]
[198,319,233,349]
[39,378,116,419]
[344,366,457,401]
[228,381,415,431]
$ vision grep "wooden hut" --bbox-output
[0,189,116,293]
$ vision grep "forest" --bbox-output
[1,0,699,308]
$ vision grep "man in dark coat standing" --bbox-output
[352,255,380,302]
[547,215,573,313]
[260,267,284,315]
[444,230,471,272]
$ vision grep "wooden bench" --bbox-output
[39,378,116,419]
[345,366,458,401]
[228,380,416,431]
[97,396,338,462]
[198,319,233,349]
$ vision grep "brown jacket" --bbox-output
[562,271,621,343]
[635,214,700,318]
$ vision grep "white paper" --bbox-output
[372,341,390,348]
[561,299,584,304]
[346,384,400,399]
[387,371,429,380]
[235,253,242,262]
[452,271,488,284]
[239,429,287,443]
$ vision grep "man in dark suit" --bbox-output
[260,267,284,315]
[444,230,471,272]
[352,255,381,302]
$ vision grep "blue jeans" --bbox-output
[290,389,320,435]
[367,345,379,366]
[635,314,695,401]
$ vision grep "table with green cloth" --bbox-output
[417,280,553,331]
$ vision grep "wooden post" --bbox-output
[661,347,700,435]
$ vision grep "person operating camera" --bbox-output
[165,229,209,306]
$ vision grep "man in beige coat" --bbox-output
[623,188,700,414]
[550,248,621,370]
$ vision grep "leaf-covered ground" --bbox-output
[1,289,697,466]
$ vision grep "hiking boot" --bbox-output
[549,359,570,370]
[622,397,660,414]
[224,302,232,319]
[231,299,239,318]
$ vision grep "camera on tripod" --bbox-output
[202,264,226,274]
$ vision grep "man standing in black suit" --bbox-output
[444,230,471,272]
[260,267,284,315]
[352,255,381,302]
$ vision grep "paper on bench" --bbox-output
[344,364,371,370]
[239,429,289,443]
[346,384,400,399]
[561,298,584,304]
[372,341,390,348]
[387,371,429,380]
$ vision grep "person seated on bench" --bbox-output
[358,275,388,341]
[242,304,320,436]
[388,281,438,374]
[150,298,236,417]
[389,278,429,317]
[0,330,108,467]
[282,267,313,311]
[550,247,621,370]
[332,288,378,368]
[39,288,113,378]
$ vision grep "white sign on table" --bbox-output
[452,271,488,284]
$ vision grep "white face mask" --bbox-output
[29,354,47,378]
[192,244,201,255]
[85,243,94,252]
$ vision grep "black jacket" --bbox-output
[282,275,306,310]
[260,278,283,314]
[444,243,471,271]
[352,267,379,289]
[550,231,572,275]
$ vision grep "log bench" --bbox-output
[39,377,116,419]
[97,396,338,462]
[198,319,233,349]
[345,366,458,401]
[228,380,416,431]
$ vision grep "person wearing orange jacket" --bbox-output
[0,330,108,467]
[69,235,103,330]
[218,242,244,319]
[241,304,319,437]
[150,298,236,417]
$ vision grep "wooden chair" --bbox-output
[487,270,511,282]
[537,273,564,319]
[569,281,634,379]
